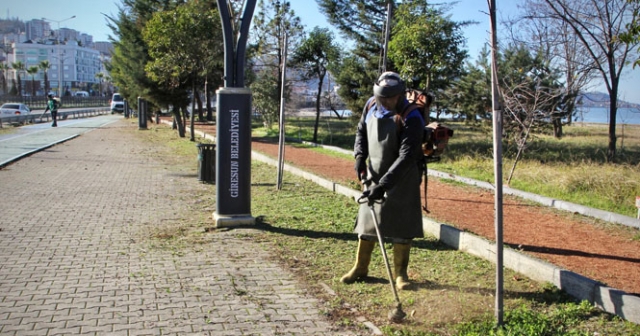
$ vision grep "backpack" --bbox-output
[365,89,454,213]
[364,89,453,159]
[402,89,453,158]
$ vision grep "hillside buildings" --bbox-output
[0,18,113,96]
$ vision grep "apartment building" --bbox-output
[0,17,117,96]
[7,40,102,95]
[25,19,51,41]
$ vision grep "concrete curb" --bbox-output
[171,121,640,323]
[0,134,79,168]
[252,150,640,324]
[303,140,640,229]
[422,217,640,323]
[0,113,121,169]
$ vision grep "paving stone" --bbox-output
[0,119,356,335]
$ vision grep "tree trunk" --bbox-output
[173,106,185,137]
[205,77,213,121]
[565,94,574,127]
[181,107,186,129]
[189,81,196,141]
[507,123,532,185]
[313,74,325,143]
[17,75,22,97]
[607,91,618,162]
[552,117,563,138]
[44,73,49,95]
[196,90,204,122]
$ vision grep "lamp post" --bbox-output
[214,0,257,227]
[42,15,76,97]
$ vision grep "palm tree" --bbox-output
[39,60,51,96]
[104,75,112,95]
[95,72,104,96]
[0,63,8,95]
[11,61,25,97]
[26,66,39,96]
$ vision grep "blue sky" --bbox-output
[5,0,639,103]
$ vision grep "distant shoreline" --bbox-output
[289,107,640,126]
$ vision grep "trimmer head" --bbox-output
[388,303,407,323]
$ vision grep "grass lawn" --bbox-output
[263,116,640,218]
[134,122,640,335]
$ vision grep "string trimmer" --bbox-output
[358,183,407,322]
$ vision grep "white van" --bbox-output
[110,93,124,114]
[75,91,90,97]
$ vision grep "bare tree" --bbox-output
[552,21,595,132]
[522,0,639,161]
[250,0,304,128]
[494,43,565,183]
[508,2,597,138]
[501,79,564,184]
[322,86,347,119]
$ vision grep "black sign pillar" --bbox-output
[124,99,129,118]
[138,97,147,130]
[213,0,256,227]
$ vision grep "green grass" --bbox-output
[253,116,357,148]
[454,301,614,336]
[247,161,640,335]
[432,122,640,217]
[132,121,640,335]
[260,117,640,218]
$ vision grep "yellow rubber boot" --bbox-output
[340,239,376,284]
[393,243,411,290]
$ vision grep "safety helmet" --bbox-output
[373,71,406,98]
[47,94,53,98]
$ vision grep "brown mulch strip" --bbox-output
[171,118,640,296]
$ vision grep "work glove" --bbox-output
[355,156,367,181]
[362,184,385,201]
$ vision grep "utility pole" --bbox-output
[382,1,393,74]
[42,15,75,97]
[277,33,288,191]
[489,0,504,327]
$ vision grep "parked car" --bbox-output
[110,93,124,114]
[0,103,31,118]
[74,91,90,97]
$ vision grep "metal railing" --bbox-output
[0,107,110,127]
[0,96,110,110]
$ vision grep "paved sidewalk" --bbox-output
[0,120,354,335]
[0,114,121,168]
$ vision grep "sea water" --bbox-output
[323,107,640,125]
[574,107,640,125]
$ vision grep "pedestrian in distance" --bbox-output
[341,71,426,291]
[44,94,59,127]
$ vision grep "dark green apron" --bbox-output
[355,114,423,239]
